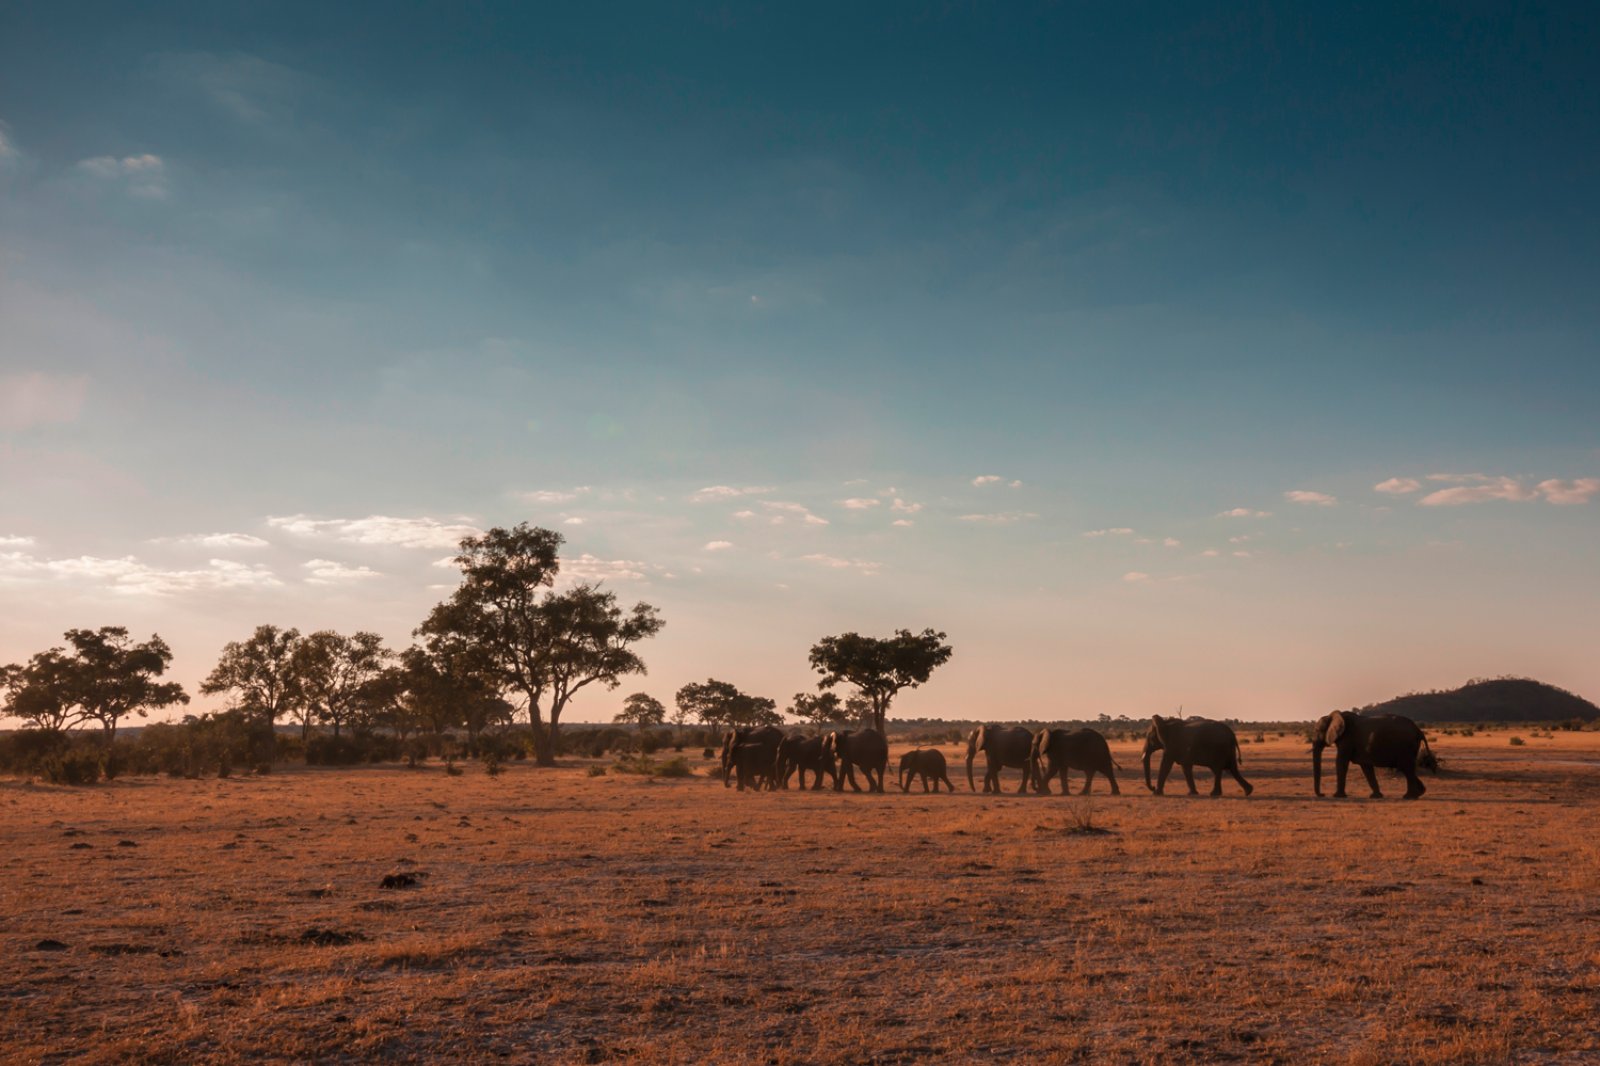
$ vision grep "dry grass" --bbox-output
[4,732,1600,1064]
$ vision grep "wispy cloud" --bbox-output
[972,475,1023,488]
[890,498,922,514]
[690,485,773,503]
[1374,477,1421,495]
[1284,490,1337,506]
[1415,474,1600,507]
[0,372,88,432]
[1538,478,1600,505]
[267,514,482,549]
[892,519,914,527]
[564,554,669,582]
[303,559,381,585]
[77,153,168,198]
[703,540,733,551]
[517,487,591,504]
[800,553,881,575]
[1122,571,1149,583]
[763,501,829,526]
[0,535,36,548]
[1083,528,1134,538]
[838,497,880,510]
[959,512,1037,525]
[1217,508,1271,518]
[0,550,280,595]
[158,532,270,550]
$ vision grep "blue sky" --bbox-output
[3,3,1598,720]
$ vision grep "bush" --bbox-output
[1509,736,1526,746]
[41,745,106,786]
[586,765,607,778]
[305,734,365,766]
[611,753,695,778]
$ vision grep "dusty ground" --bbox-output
[3,729,1599,1065]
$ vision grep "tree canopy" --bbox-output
[676,679,781,730]
[200,625,305,734]
[808,628,953,733]
[1,628,187,738]
[615,692,667,730]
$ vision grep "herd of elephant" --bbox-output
[719,710,1439,800]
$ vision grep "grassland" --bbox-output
[3,731,1599,1064]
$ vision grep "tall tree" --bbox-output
[788,691,849,732]
[295,630,392,738]
[64,627,188,739]
[676,679,781,731]
[420,524,663,765]
[808,628,954,733]
[615,692,667,731]
[200,625,306,736]
[0,649,81,733]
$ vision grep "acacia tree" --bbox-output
[200,625,306,737]
[807,628,954,733]
[615,692,667,731]
[420,524,663,766]
[788,691,848,732]
[64,627,188,739]
[295,630,392,738]
[0,650,80,733]
[676,679,781,731]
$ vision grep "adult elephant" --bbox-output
[966,724,1036,794]
[1030,727,1121,795]
[1312,710,1436,800]
[720,725,783,789]
[823,729,888,793]
[773,734,837,791]
[1143,715,1253,797]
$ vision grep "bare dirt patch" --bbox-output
[3,733,1598,1064]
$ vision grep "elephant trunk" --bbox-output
[1312,741,1325,797]
[1142,740,1155,791]
[966,746,977,791]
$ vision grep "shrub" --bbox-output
[305,734,365,766]
[611,753,695,778]
[1509,736,1526,746]
[482,752,502,777]
[41,745,105,786]
[586,765,607,778]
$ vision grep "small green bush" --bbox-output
[611,753,695,778]
[1509,736,1525,746]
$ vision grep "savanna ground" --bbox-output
[3,731,1599,1065]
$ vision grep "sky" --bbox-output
[2,2,1599,723]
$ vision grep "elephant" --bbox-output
[898,749,956,792]
[1311,710,1436,800]
[1142,715,1253,797]
[773,733,838,791]
[823,729,889,793]
[728,742,772,792]
[966,724,1036,793]
[720,725,783,789]
[1029,728,1121,795]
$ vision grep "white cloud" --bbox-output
[732,509,757,520]
[0,372,88,432]
[1122,571,1149,583]
[1284,490,1338,507]
[838,498,880,510]
[160,532,270,550]
[1374,477,1421,495]
[268,514,482,550]
[959,512,1038,525]
[1417,475,1537,507]
[763,501,829,525]
[564,554,666,582]
[800,553,880,575]
[1217,508,1272,518]
[563,517,585,525]
[690,485,773,503]
[890,498,922,514]
[892,519,915,527]
[1233,550,1252,558]
[77,153,167,198]
[0,535,36,548]
[518,487,591,504]
[1163,537,1182,548]
[1537,478,1600,505]
[1199,549,1220,557]
[0,550,280,595]
[303,559,381,585]
[704,540,733,551]
[1083,528,1135,538]
[972,475,1003,486]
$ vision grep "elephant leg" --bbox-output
[1107,767,1121,796]
[1402,767,1426,799]
[849,765,863,792]
[1081,769,1096,796]
[1359,763,1383,799]
[1155,755,1175,795]
[1015,767,1030,795]
[1210,767,1224,797]
[1334,754,1350,798]
[1181,763,1199,795]
[1228,765,1253,796]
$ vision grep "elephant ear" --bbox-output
[1326,711,1347,744]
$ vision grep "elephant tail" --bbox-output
[1418,733,1439,774]
[1233,740,1243,767]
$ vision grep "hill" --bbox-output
[1357,677,1600,724]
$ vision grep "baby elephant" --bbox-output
[898,749,956,793]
